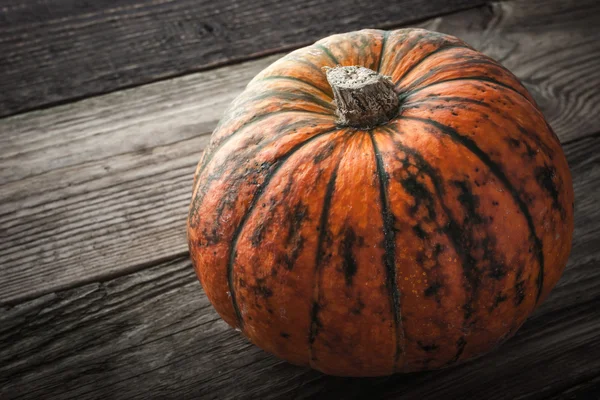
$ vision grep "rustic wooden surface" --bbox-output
[1,0,599,398]
[0,0,486,117]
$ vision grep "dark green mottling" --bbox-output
[535,164,563,214]
[418,341,440,352]
[315,44,340,65]
[226,126,340,328]
[400,94,553,160]
[370,131,403,367]
[412,224,428,239]
[376,31,390,73]
[340,227,358,286]
[402,116,545,304]
[253,278,273,298]
[309,302,322,347]
[395,44,471,87]
[398,77,531,106]
[492,292,508,310]
[308,150,342,349]
[401,175,437,220]
[258,75,333,99]
[243,89,336,112]
[399,59,500,92]
[281,203,310,271]
[350,297,366,316]
[424,281,442,298]
[381,127,512,363]
[314,142,336,163]
[189,112,334,229]
[515,280,526,306]
[453,180,483,225]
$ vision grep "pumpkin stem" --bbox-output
[325,66,399,129]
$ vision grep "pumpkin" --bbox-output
[187,28,574,376]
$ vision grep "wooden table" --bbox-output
[1,0,599,398]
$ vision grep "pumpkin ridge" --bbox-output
[399,59,504,92]
[283,55,328,77]
[375,30,389,73]
[401,93,566,225]
[394,44,473,87]
[239,90,336,112]
[191,116,336,231]
[227,126,341,329]
[257,75,333,99]
[381,125,477,366]
[197,110,332,174]
[400,95,555,159]
[314,43,340,65]
[384,30,431,78]
[398,77,533,108]
[270,55,334,97]
[401,116,545,304]
[191,111,335,204]
[369,130,405,371]
[383,125,530,365]
[308,149,343,367]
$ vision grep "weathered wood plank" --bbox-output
[1,132,599,399]
[1,0,600,305]
[0,0,487,117]
[0,57,277,305]
[551,375,600,400]
[423,0,600,145]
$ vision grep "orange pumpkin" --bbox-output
[187,28,574,376]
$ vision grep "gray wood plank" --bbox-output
[1,132,599,399]
[0,0,487,117]
[1,0,600,305]
[0,56,278,305]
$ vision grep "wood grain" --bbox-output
[1,132,599,399]
[421,0,600,145]
[2,0,600,306]
[0,0,487,117]
[551,375,600,400]
[0,56,277,305]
